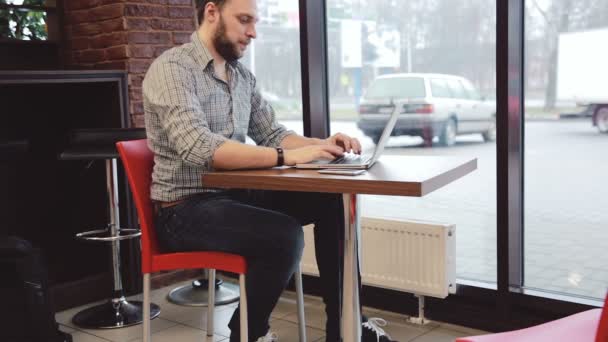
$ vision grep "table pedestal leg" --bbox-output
[341,193,361,342]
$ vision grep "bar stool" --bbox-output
[167,270,240,307]
[59,128,160,329]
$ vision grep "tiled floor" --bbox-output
[56,278,489,342]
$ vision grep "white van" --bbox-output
[357,73,496,146]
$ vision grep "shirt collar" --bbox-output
[191,31,239,70]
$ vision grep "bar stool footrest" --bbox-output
[76,228,141,242]
[72,298,160,329]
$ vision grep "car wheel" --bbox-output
[439,118,457,147]
[482,116,497,142]
[596,107,608,133]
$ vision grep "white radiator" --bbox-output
[300,217,456,299]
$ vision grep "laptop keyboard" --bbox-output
[332,154,370,164]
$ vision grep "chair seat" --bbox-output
[457,308,602,342]
[151,251,247,275]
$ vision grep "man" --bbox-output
[143,0,397,341]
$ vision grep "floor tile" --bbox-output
[70,331,113,342]
[78,317,177,342]
[410,327,471,342]
[269,318,325,342]
[131,324,226,342]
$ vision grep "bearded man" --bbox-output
[142,1,396,341]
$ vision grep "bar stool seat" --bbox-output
[59,128,160,329]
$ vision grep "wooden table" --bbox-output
[203,155,477,341]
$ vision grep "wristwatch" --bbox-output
[275,147,284,166]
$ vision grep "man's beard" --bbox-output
[212,16,244,62]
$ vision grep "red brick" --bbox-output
[99,18,126,32]
[126,18,150,31]
[150,18,194,31]
[74,49,106,63]
[131,114,145,127]
[153,45,173,57]
[172,31,191,45]
[90,32,128,48]
[67,9,92,24]
[106,45,129,60]
[66,0,102,11]
[91,4,125,21]
[125,4,167,18]
[129,59,153,74]
[71,37,90,50]
[72,22,101,36]
[131,101,145,116]
[168,0,192,5]
[97,60,128,70]
[128,74,144,88]
[129,87,143,102]
[167,6,194,19]
[128,31,171,44]
[129,45,154,58]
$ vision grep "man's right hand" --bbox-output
[283,145,344,166]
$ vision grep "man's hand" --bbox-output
[325,132,362,154]
[283,145,344,166]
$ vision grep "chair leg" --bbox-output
[143,273,151,342]
[295,266,307,342]
[207,269,216,337]
[239,274,248,342]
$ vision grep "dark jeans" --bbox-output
[155,189,346,342]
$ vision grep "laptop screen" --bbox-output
[367,106,400,165]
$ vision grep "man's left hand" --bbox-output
[325,132,362,154]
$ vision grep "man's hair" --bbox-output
[196,0,228,25]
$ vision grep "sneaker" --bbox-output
[361,317,397,342]
[255,331,278,342]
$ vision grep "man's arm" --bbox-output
[213,139,344,170]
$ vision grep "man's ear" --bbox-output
[205,2,219,23]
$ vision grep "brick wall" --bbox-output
[63,0,197,127]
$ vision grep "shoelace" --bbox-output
[362,317,391,342]
[256,331,278,342]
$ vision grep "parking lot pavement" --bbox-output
[280,118,608,299]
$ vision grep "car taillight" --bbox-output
[358,105,370,114]
[416,104,434,114]
[402,104,434,114]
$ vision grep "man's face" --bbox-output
[212,0,258,62]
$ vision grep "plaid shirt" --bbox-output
[143,32,294,202]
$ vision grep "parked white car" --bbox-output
[357,73,496,146]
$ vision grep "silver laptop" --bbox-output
[295,106,399,169]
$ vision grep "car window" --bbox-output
[365,77,426,99]
[430,78,452,98]
[460,79,482,100]
[445,78,468,99]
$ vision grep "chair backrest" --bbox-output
[597,293,608,342]
[116,139,159,274]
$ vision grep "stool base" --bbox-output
[72,297,160,329]
[167,281,240,307]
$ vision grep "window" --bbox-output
[461,79,482,100]
[326,0,497,284]
[0,0,58,41]
[240,0,303,133]
[430,78,452,98]
[524,0,608,300]
[446,78,468,99]
[365,77,426,99]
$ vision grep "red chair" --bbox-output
[456,294,608,342]
[117,139,307,342]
